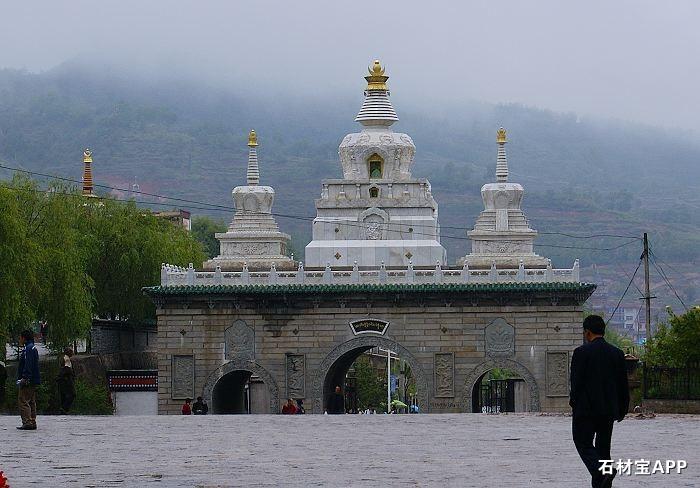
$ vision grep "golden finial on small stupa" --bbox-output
[365,59,389,91]
[247,129,258,147]
[83,148,93,163]
[497,127,507,144]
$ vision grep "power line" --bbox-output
[0,162,647,252]
[648,249,689,311]
[0,183,227,213]
[606,259,643,326]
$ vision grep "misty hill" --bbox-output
[0,63,698,306]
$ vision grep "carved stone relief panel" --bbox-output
[172,355,194,399]
[229,242,270,256]
[286,354,306,399]
[546,351,569,397]
[225,319,254,360]
[485,318,515,357]
[434,352,454,398]
[478,240,530,255]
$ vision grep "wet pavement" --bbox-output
[0,413,697,487]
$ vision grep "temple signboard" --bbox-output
[349,319,389,335]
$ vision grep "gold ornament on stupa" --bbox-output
[365,60,389,91]
[248,129,258,147]
[497,128,507,144]
[82,148,96,196]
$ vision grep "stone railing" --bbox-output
[160,259,580,287]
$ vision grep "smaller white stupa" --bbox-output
[459,128,549,269]
[203,130,295,271]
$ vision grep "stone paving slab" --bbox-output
[0,414,698,487]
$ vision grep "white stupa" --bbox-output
[203,130,295,271]
[304,60,446,268]
[459,128,548,269]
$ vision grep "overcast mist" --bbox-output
[1,0,699,132]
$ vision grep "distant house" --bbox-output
[152,209,191,231]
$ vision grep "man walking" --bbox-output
[17,329,41,430]
[570,315,629,488]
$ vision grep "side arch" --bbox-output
[310,335,430,413]
[202,359,280,414]
[464,358,541,412]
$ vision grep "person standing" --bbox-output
[0,360,7,406]
[56,348,76,413]
[192,396,208,415]
[17,329,41,430]
[327,385,345,414]
[570,315,630,488]
[281,398,298,414]
[181,398,192,415]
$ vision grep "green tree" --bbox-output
[604,327,635,353]
[191,216,227,259]
[83,199,205,322]
[0,177,92,353]
[645,307,700,366]
[353,355,386,411]
[0,175,205,354]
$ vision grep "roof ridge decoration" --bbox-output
[246,129,260,186]
[365,60,389,91]
[355,59,399,126]
[496,127,508,182]
[82,148,98,197]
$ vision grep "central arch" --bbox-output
[202,359,280,414]
[463,358,541,412]
[311,335,430,413]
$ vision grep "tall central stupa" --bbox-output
[304,61,446,268]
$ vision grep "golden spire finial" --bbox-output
[365,59,389,91]
[83,148,93,163]
[247,129,258,147]
[496,127,507,144]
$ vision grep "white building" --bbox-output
[204,130,295,271]
[459,128,549,269]
[304,61,446,268]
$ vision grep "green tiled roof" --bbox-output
[143,282,596,297]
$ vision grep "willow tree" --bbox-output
[83,199,205,322]
[0,175,205,356]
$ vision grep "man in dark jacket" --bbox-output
[570,315,629,488]
[17,329,41,430]
[327,385,345,414]
[192,396,208,415]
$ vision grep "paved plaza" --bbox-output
[0,414,697,487]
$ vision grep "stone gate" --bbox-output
[144,60,596,414]
[144,278,594,414]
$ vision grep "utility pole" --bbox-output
[387,348,391,413]
[642,233,652,344]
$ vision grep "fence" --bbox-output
[643,361,700,400]
[160,259,581,287]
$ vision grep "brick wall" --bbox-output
[156,300,584,415]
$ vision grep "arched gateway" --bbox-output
[202,359,280,414]
[464,358,541,413]
[311,335,430,414]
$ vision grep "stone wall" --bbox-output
[155,296,586,415]
[91,320,157,355]
[642,399,700,414]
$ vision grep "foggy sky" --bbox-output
[2,0,699,131]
